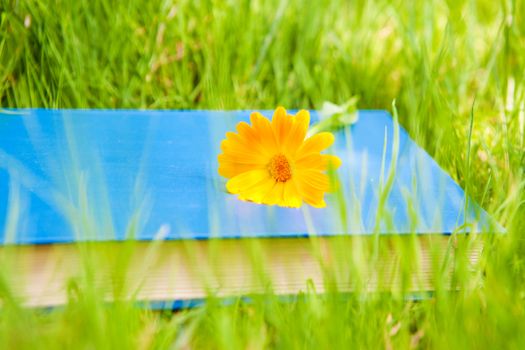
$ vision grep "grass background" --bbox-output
[1,0,524,348]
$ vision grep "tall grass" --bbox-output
[0,0,524,348]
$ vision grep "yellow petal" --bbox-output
[226,169,271,194]
[238,177,276,204]
[298,185,326,207]
[262,181,285,206]
[324,154,342,169]
[235,121,271,157]
[296,132,335,159]
[218,150,268,165]
[221,131,263,154]
[295,154,342,171]
[284,109,310,156]
[282,180,302,208]
[296,183,326,208]
[271,106,294,150]
[307,198,326,208]
[218,160,262,179]
[297,170,330,191]
[250,112,279,154]
[295,170,329,208]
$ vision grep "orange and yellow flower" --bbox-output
[218,107,341,208]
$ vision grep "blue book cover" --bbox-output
[0,109,497,245]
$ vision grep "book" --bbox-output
[0,109,496,307]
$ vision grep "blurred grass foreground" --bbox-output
[1,0,524,349]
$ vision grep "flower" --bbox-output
[218,107,341,208]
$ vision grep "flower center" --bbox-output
[268,154,292,182]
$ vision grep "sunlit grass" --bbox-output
[1,0,524,348]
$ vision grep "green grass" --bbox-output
[1,0,524,348]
